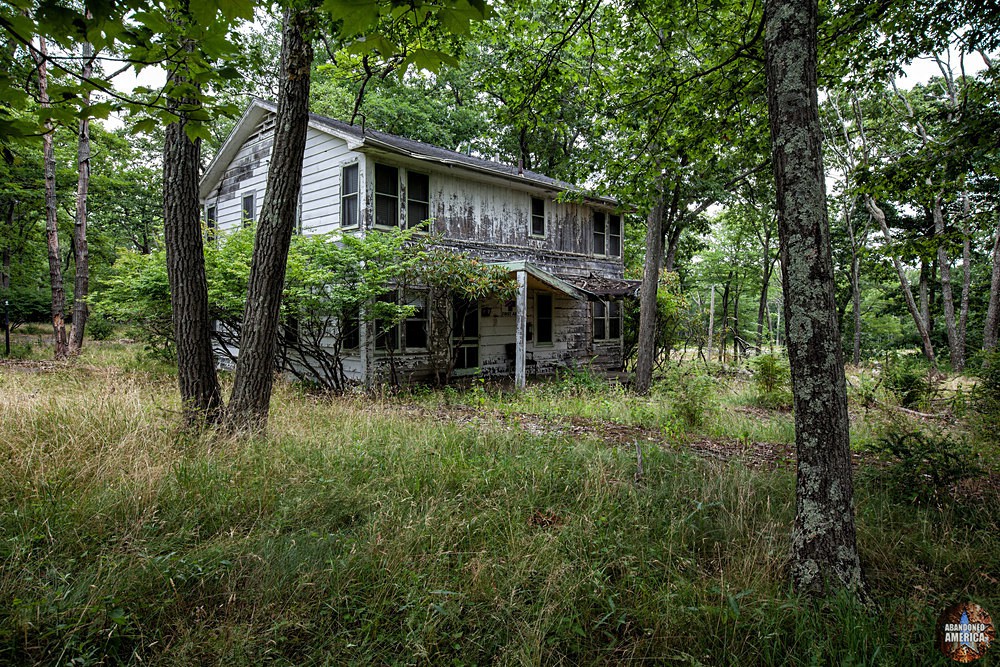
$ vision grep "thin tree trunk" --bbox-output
[984,216,1000,353]
[635,186,666,394]
[919,257,930,333]
[867,196,936,365]
[227,8,313,430]
[1,200,12,292]
[956,193,971,372]
[851,250,861,365]
[163,51,223,424]
[765,0,863,596]
[933,194,961,370]
[719,273,731,363]
[707,284,715,362]
[756,231,774,348]
[69,34,94,355]
[33,37,68,360]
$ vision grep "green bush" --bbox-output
[750,354,792,409]
[971,350,1000,442]
[882,353,930,409]
[658,367,716,429]
[87,315,114,341]
[862,428,982,504]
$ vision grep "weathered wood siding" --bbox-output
[204,117,364,235]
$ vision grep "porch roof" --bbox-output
[491,261,592,301]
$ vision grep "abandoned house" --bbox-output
[199,99,639,386]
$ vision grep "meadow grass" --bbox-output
[1,349,997,665]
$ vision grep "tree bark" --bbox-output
[69,35,94,355]
[765,0,863,596]
[867,197,936,365]
[634,187,666,394]
[984,216,1000,353]
[163,56,223,425]
[227,8,313,430]
[33,37,68,360]
[919,257,930,333]
[932,194,961,370]
[956,193,971,372]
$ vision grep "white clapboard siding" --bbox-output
[300,128,362,235]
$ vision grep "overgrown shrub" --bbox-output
[750,353,792,409]
[882,353,930,408]
[87,315,114,341]
[971,350,1000,442]
[862,428,982,503]
[658,367,716,429]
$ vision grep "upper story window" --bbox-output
[205,204,217,241]
[536,292,553,344]
[241,192,255,227]
[375,163,399,228]
[407,172,430,229]
[593,211,622,257]
[530,197,545,237]
[341,163,359,228]
[593,299,622,341]
[608,214,622,257]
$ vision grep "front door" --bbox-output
[452,297,480,371]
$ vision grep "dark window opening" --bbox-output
[241,192,255,227]
[536,292,553,344]
[342,164,359,228]
[205,205,217,242]
[593,211,606,255]
[375,163,399,227]
[609,214,622,257]
[453,297,479,370]
[593,299,622,341]
[407,172,430,229]
[341,307,361,350]
[531,197,545,236]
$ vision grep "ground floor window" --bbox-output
[536,292,553,344]
[593,299,621,341]
[452,297,479,369]
[375,290,429,352]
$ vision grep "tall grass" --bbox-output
[0,357,997,665]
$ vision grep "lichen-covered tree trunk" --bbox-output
[33,37,68,360]
[69,37,94,355]
[163,67,223,425]
[764,0,863,596]
[227,7,313,431]
[984,217,1000,354]
[635,188,666,394]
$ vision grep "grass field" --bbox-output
[1,340,997,665]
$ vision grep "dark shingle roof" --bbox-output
[252,98,615,206]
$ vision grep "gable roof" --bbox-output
[201,98,616,206]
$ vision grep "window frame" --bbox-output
[593,299,622,342]
[530,197,546,238]
[205,204,217,242]
[406,171,431,230]
[608,214,622,257]
[593,211,606,256]
[341,163,360,229]
[374,162,400,229]
[535,292,554,345]
[241,191,255,227]
[374,289,430,354]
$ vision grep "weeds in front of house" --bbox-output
[1,351,998,665]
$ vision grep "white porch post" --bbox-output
[515,269,527,389]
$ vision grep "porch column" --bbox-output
[515,269,527,389]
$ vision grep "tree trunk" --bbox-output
[765,0,863,597]
[756,236,774,348]
[850,250,861,365]
[1,200,12,292]
[956,194,971,372]
[227,8,313,430]
[635,189,666,394]
[867,196,936,365]
[719,273,731,363]
[919,257,930,333]
[69,36,94,355]
[984,216,1000,353]
[33,37,68,360]
[163,57,223,425]
[933,194,961,370]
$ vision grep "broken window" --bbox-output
[609,214,622,257]
[531,197,545,236]
[407,171,430,229]
[205,204,217,242]
[593,299,622,341]
[593,211,606,254]
[375,163,399,227]
[341,163,359,228]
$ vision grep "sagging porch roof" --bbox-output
[492,261,642,301]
